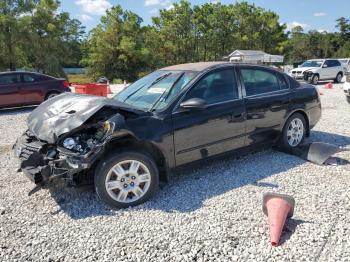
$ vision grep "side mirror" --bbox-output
[322,64,328,68]
[179,98,207,110]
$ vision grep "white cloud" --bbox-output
[166,4,174,10]
[317,29,329,33]
[145,0,171,7]
[75,0,112,16]
[286,21,308,31]
[150,8,159,15]
[80,14,93,21]
[314,12,327,17]
[208,0,220,4]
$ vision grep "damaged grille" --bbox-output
[17,132,46,161]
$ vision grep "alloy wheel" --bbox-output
[105,160,151,203]
[287,118,304,147]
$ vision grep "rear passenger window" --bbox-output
[185,69,239,104]
[278,74,289,89]
[240,68,280,96]
[0,74,19,85]
[23,74,49,83]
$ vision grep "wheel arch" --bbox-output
[282,109,310,137]
[44,90,62,100]
[103,134,169,183]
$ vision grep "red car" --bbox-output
[0,71,71,108]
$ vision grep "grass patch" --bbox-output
[67,74,94,84]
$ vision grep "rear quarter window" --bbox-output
[23,73,52,83]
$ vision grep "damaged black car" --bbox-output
[14,62,322,208]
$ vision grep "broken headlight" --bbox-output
[61,122,111,154]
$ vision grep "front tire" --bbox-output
[334,72,343,83]
[347,96,350,104]
[94,150,159,208]
[310,74,319,85]
[279,113,307,150]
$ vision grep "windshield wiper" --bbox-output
[149,72,185,112]
[123,72,172,103]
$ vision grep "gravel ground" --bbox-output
[0,83,350,261]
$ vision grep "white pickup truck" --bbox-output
[290,59,344,85]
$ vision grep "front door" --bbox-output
[238,66,290,145]
[172,67,246,166]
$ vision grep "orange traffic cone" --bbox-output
[107,85,112,94]
[324,82,333,89]
[263,192,295,247]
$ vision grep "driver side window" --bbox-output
[184,68,238,104]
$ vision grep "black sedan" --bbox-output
[14,62,322,208]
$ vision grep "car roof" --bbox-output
[159,61,276,72]
[0,71,55,78]
[160,62,231,72]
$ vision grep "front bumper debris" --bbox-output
[13,131,103,186]
[277,142,350,165]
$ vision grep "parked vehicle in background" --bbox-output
[344,73,350,104]
[0,72,70,108]
[339,58,350,74]
[14,62,322,208]
[290,59,344,85]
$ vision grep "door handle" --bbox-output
[270,105,282,111]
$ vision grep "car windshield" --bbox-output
[301,60,323,67]
[113,70,197,111]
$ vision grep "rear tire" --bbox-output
[94,150,159,209]
[45,92,60,100]
[279,113,307,150]
[334,72,343,83]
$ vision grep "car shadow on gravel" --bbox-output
[47,131,350,219]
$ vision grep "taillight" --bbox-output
[63,80,69,88]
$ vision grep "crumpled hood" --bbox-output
[27,93,135,144]
[292,67,318,72]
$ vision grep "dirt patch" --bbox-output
[0,144,12,155]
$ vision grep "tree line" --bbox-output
[1,0,350,81]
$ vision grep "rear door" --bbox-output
[238,66,290,145]
[20,73,50,104]
[172,67,246,166]
[0,73,22,107]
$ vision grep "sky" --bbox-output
[60,0,350,33]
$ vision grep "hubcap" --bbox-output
[313,76,318,85]
[105,160,151,203]
[287,118,304,147]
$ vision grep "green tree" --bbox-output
[83,5,149,81]
[0,0,84,76]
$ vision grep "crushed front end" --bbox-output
[14,122,112,187]
[12,93,144,191]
